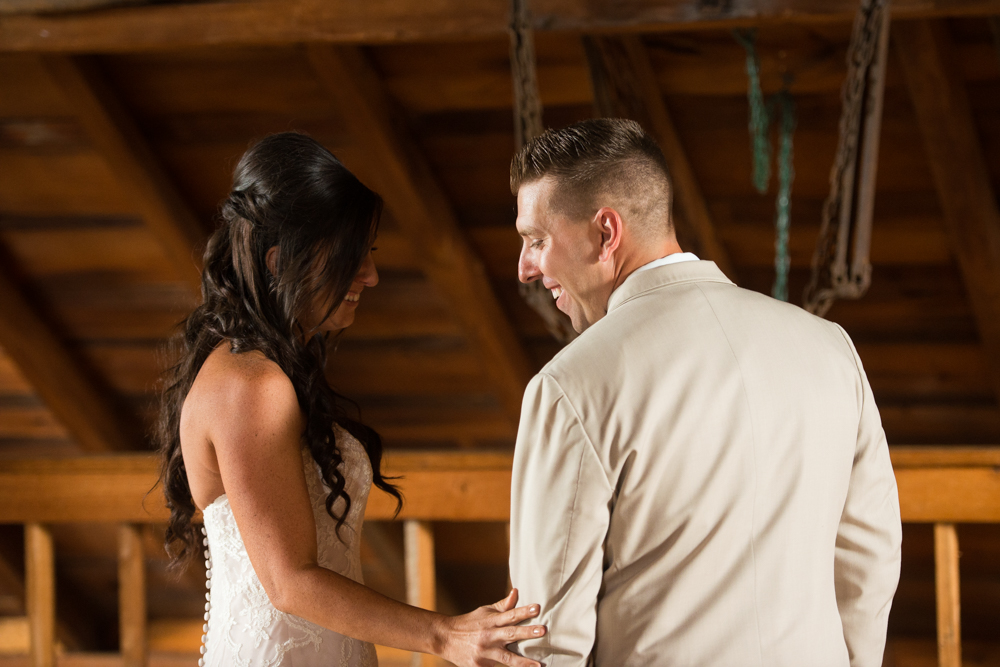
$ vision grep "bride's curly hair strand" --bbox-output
[155,132,402,570]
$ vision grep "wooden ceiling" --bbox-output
[1,0,1000,654]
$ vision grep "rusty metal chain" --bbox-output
[803,0,891,316]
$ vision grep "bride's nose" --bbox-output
[356,252,379,287]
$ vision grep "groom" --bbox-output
[507,119,901,666]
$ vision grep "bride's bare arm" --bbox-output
[204,356,544,667]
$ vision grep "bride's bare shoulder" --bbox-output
[184,344,300,435]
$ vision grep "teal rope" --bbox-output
[772,90,795,302]
[734,29,770,194]
[734,30,796,302]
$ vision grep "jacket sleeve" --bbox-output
[835,326,903,667]
[508,373,613,666]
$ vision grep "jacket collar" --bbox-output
[606,260,735,314]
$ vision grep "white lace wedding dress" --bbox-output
[199,425,378,667]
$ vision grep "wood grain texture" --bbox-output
[0,267,133,452]
[24,524,54,667]
[0,616,29,653]
[3,0,1000,53]
[403,520,435,667]
[934,523,962,667]
[0,452,514,523]
[894,21,1000,405]
[1,449,998,523]
[117,525,145,667]
[896,468,1000,522]
[0,534,95,652]
[891,446,1000,468]
[404,520,435,612]
[41,56,204,292]
[305,45,534,422]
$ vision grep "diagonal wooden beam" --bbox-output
[894,20,1000,404]
[582,35,738,282]
[305,45,534,422]
[3,0,1000,54]
[0,268,134,453]
[41,55,204,292]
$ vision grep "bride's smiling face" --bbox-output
[318,250,378,331]
[267,244,380,334]
[311,248,379,332]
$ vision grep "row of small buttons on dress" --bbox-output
[199,526,212,667]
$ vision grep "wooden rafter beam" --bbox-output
[583,35,738,281]
[0,451,516,523]
[40,56,204,292]
[305,45,534,422]
[3,0,1000,53]
[0,449,999,523]
[0,269,133,452]
[894,21,1000,405]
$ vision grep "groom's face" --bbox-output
[516,177,613,332]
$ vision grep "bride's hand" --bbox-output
[436,588,546,667]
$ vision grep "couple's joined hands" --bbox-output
[438,588,546,667]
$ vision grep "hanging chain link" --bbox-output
[509,0,578,343]
[803,0,890,316]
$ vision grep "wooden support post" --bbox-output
[934,523,962,667]
[404,521,435,612]
[118,524,147,667]
[404,521,435,667]
[24,524,54,667]
[0,536,96,651]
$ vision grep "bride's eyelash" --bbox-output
[371,246,379,252]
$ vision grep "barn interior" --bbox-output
[1,1,1000,666]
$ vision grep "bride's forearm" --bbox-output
[269,563,448,655]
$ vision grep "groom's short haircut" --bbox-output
[510,118,673,238]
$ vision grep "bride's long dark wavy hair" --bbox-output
[157,132,402,569]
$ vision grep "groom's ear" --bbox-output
[595,207,624,262]
[265,245,279,277]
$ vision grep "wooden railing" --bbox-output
[0,447,998,667]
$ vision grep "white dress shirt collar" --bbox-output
[633,252,701,275]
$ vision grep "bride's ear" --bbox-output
[265,246,279,277]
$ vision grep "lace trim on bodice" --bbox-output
[198,426,377,667]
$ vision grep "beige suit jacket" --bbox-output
[509,261,901,667]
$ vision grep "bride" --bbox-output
[156,132,544,667]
